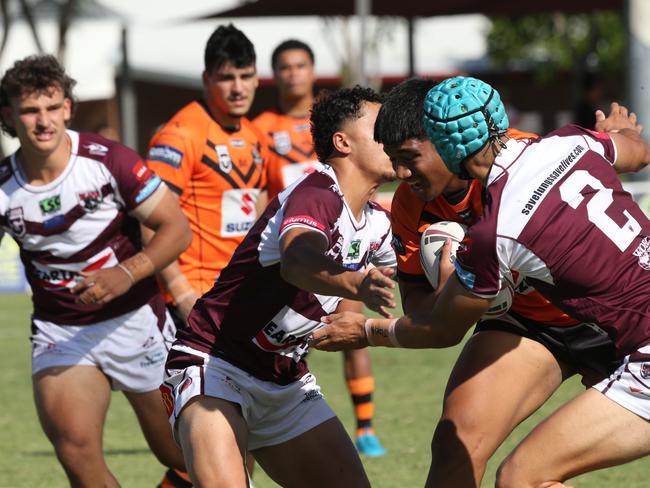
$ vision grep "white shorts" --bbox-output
[31,304,176,393]
[593,344,650,420]
[161,345,336,450]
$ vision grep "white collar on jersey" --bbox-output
[487,137,529,187]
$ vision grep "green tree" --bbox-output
[487,11,625,80]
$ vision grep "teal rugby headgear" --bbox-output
[423,76,509,176]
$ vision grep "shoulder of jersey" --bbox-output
[241,117,267,143]
[76,132,129,162]
[252,110,280,128]
[160,101,212,136]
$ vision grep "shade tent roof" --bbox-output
[205,0,623,18]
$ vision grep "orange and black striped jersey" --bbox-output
[146,100,268,296]
[391,129,577,326]
[253,109,322,199]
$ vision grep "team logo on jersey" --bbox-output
[272,131,292,155]
[252,144,263,165]
[294,123,310,132]
[78,190,103,212]
[367,241,381,262]
[347,240,362,259]
[39,195,61,214]
[8,207,25,237]
[633,236,650,270]
[215,144,233,173]
[148,145,183,168]
[84,143,108,156]
[229,138,245,148]
[391,233,406,255]
[641,363,650,379]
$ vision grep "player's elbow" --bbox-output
[169,212,192,256]
[279,253,301,286]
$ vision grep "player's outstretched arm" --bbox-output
[73,186,191,305]
[312,275,487,351]
[312,241,488,350]
[595,102,650,173]
[280,227,396,316]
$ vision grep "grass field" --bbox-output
[1,293,649,487]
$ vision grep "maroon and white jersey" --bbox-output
[456,125,650,357]
[176,165,396,384]
[0,130,164,325]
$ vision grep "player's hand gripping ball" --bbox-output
[420,221,512,319]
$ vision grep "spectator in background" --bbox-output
[254,39,387,456]
[0,54,190,487]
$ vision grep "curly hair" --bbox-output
[374,77,438,147]
[311,85,384,163]
[204,24,256,74]
[0,54,76,137]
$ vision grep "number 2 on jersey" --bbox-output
[559,170,641,251]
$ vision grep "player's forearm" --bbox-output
[281,250,362,300]
[365,313,466,349]
[122,219,190,285]
[613,129,650,173]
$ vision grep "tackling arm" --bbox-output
[280,227,396,316]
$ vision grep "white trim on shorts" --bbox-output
[162,344,336,450]
[31,304,176,393]
[593,344,650,420]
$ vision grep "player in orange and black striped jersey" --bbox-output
[145,24,266,487]
[254,40,386,457]
[375,78,620,487]
[253,39,321,200]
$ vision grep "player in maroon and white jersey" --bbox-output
[0,55,191,487]
[374,77,623,487]
[313,76,650,487]
[162,86,397,487]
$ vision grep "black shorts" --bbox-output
[475,311,621,378]
[166,303,186,331]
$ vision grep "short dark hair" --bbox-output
[271,39,315,71]
[0,54,76,137]
[204,24,256,74]
[374,77,438,147]
[311,85,384,163]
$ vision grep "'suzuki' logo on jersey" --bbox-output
[240,192,255,216]
[280,215,326,233]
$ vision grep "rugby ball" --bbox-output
[420,221,467,289]
[420,221,512,319]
